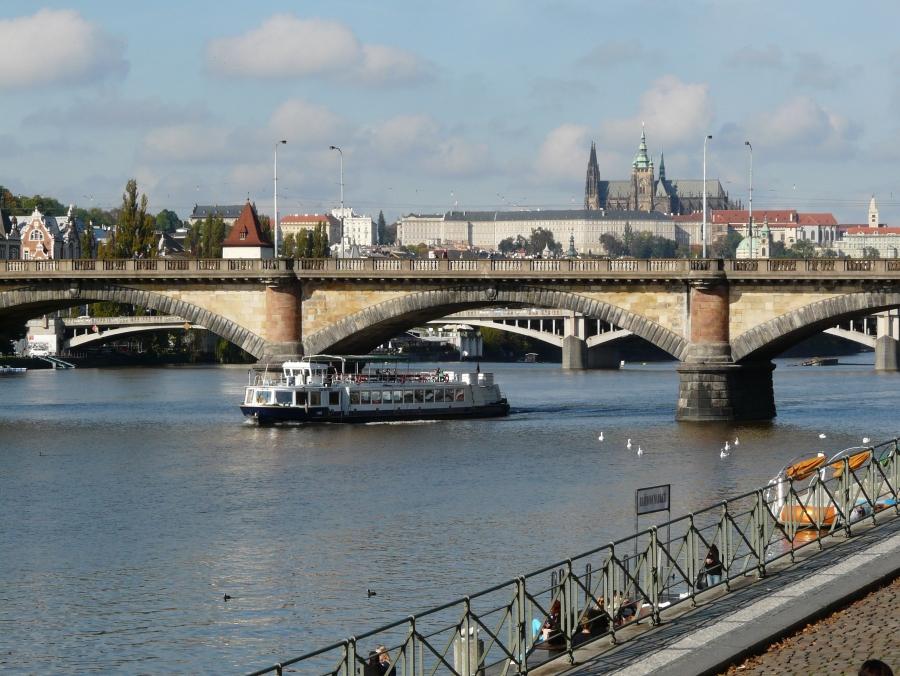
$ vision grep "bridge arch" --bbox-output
[428,318,565,348]
[303,285,688,359]
[0,282,267,357]
[732,290,900,362]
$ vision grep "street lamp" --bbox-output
[274,139,286,256]
[702,134,712,258]
[329,145,344,257]
[745,140,753,259]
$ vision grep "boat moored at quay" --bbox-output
[241,356,510,424]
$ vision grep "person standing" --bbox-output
[705,544,724,586]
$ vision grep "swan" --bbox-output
[626,438,632,450]
[734,436,740,446]
[818,433,827,439]
[723,441,731,452]
[598,432,604,442]
[636,446,643,456]
[720,447,730,459]
[862,437,871,444]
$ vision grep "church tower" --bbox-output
[631,126,655,211]
[869,195,880,228]
[584,142,601,210]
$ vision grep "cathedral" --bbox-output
[584,128,734,215]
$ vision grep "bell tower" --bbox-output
[631,125,655,212]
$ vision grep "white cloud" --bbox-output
[600,76,713,150]
[368,114,490,177]
[753,96,859,156]
[533,124,591,183]
[0,9,127,90]
[24,97,209,129]
[269,99,344,147]
[142,125,233,163]
[206,14,431,85]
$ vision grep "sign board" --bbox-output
[635,484,671,516]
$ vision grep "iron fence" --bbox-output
[247,438,900,676]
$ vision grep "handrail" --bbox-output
[246,437,900,675]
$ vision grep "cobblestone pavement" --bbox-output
[720,575,900,676]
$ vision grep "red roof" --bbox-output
[798,213,837,226]
[223,201,271,247]
[844,227,900,235]
[710,209,837,226]
[281,213,339,226]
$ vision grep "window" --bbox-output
[394,390,403,404]
[382,391,392,404]
[30,230,42,241]
[245,389,256,404]
[455,389,466,402]
[424,390,435,403]
[274,390,292,406]
[309,391,321,407]
[403,390,414,404]
[434,389,445,403]
[255,389,273,405]
[414,389,425,403]
[371,391,382,405]
[361,391,371,404]
[349,391,360,405]
[297,391,307,405]
[329,391,340,406]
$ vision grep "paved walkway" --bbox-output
[537,511,900,676]
[719,575,900,675]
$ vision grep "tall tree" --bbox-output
[376,210,387,245]
[79,226,96,259]
[282,233,296,258]
[114,179,154,257]
[155,209,181,233]
[297,229,310,258]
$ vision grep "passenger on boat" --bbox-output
[704,545,723,586]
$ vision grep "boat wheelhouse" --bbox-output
[241,355,510,424]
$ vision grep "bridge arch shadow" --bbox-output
[303,285,689,359]
[0,282,267,358]
[733,290,900,362]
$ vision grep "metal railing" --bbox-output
[248,438,900,676]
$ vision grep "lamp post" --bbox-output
[273,139,286,256]
[329,145,344,257]
[745,140,753,259]
[702,134,712,258]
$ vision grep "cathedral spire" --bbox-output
[658,151,666,181]
[584,141,601,210]
[633,125,652,170]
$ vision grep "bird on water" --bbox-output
[636,446,643,457]
[818,433,827,439]
[626,438,632,450]
[223,594,232,602]
[598,432,604,441]
[367,589,377,598]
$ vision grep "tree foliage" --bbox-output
[710,231,744,258]
[155,209,181,233]
[376,210,387,245]
[497,228,561,256]
[101,179,155,258]
[861,246,881,258]
[188,215,226,258]
[600,229,678,258]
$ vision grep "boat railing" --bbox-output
[247,437,900,676]
[248,371,494,388]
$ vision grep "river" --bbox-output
[1,357,897,673]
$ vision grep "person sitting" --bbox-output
[540,600,565,647]
[363,650,382,676]
[704,544,724,586]
[579,597,610,638]
[376,645,395,676]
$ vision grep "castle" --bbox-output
[584,128,734,215]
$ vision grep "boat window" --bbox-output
[403,390,414,404]
[414,389,425,403]
[255,389,273,405]
[309,391,321,407]
[393,390,403,404]
[455,389,465,402]
[297,391,307,405]
[382,390,392,404]
[361,391,371,404]
[434,389,445,403]
[329,391,340,406]
[245,389,256,404]
[372,391,382,405]
[424,390,435,403]
[274,390,292,406]
[349,391,360,405]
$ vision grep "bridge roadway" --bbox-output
[6,256,900,420]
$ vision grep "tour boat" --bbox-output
[0,366,26,375]
[241,355,510,424]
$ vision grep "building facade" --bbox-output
[280,214,341,245]
[222,201,273,259]
[189,204,245,227]
[14,206,81,260]
[331,207,376,246]
[584,129,734,215]
[0,206,21,260]
[712,210,839,249]
[398,209,681,253]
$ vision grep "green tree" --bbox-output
[384,219,397,245]
[196,215,226,258]
[622,222,635,252]
[710,231,744,258]
[787,240,817,258]
[155,209,181,233]
[376,210,387,244]
[258,214,272,244]
[861,246,881,258]
[599,233,628,257]
[79,225,96,259]
[112,179,154,258]
[282,232,296,258]
[527,227,561,256]
[498,235,526,254]
[296,229,310,258]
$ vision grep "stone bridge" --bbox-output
[4,256,900,421]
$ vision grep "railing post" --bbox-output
[687,514,697,604]
[606,543,616,644]
[407,616,417,676]
[721,501,731,590]
[649,526,661,625]
[346,637,357,676]
[755,489,767,578]
[516,576,527,675]
[564,560,575,663]
[843,457,852,537]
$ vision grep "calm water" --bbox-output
[1,357,898,673]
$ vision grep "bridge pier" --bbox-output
[676,276,776,421]
[259,280,303,364]
[875,311,900,371]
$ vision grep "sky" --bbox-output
[2,1,900,225]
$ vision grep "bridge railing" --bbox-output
[293,258,708,274]
[724,258,900,273]
[1,258,292,273]
[247,438,900,676]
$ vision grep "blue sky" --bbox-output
[2,1,900,224]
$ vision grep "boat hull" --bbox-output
[240,401,510,424]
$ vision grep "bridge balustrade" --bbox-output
[248,438,900,676]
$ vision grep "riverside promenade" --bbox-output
[539,512,900,676]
